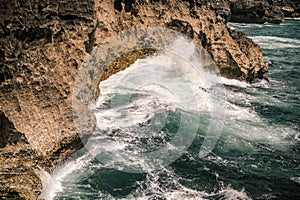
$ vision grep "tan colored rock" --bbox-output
[228,0,300,23]
[0,0,269,198]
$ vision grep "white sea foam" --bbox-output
[285,17,300,20]
[95,54,213,132]
[220,77,250,88]
[227,22,264,29]
[40,36,222,199]
[214,76,298,153]
[122,166,251,200]
[88,36,226,172]
[39,152,92,199]
[290,177,300,184]
[39,31,298,199]
[249,36,300,49]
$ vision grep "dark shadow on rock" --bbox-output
[0,111,28,148]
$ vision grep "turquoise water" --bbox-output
[42,20,299,199]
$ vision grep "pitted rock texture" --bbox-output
[92,0,267,81]
[205,0,299,24]
[0,0,95,198]
[0,0,286,198]
[228,0,300,24]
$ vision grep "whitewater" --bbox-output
[40,19,299,199]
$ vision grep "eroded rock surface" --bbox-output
[0,0,292,198]
[228,0,299,24]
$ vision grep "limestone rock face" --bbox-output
[0,0,272,198]
[0,0,95,198]
[273,0,300,18]
[92,0,267,81]
[205,0,233,22]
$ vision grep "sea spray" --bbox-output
[41,21,300,199]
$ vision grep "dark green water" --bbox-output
[41,20,300,200]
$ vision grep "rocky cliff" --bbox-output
[229,0,299,23]
[0,0,290,198]
[206,0,299,24]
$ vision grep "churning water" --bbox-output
[40,19,300,199]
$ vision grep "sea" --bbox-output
[40,19,300,200]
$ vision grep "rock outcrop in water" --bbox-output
[1,0,295,198]
[228,0,300,24]
[206,0,299,24]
